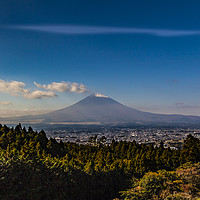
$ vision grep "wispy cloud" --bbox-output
[0,101,12,105]
[135,102,200,116]
[0,108,53,117]
[173,102,200,109]
[34,81,89,93]
[23,90,57,99]
[10,25,200,37]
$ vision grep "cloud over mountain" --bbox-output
[34,81,89,93]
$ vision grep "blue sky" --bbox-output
[0,0,200,116]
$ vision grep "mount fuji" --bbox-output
[2,93,200,125]
[38,93,200,124]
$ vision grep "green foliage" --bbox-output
[0,124,200,200]
[120,162,200,200]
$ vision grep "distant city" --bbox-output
[46,126,200,149]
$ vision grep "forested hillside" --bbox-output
[0,124,200,200]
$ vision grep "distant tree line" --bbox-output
[0,124,200,200]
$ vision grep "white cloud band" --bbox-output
[10,25,200,37]
[0,80,29,96]
[23,90,57,99]
[0,79,57,99]
[34,81,89,93]
[0,79,89,100]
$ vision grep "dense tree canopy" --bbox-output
[0,124,200,200]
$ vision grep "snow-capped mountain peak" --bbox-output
[93,93,109,98]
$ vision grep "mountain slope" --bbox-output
[42,94,149,123]
[41,94,200,124]
[2,93,200,125]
